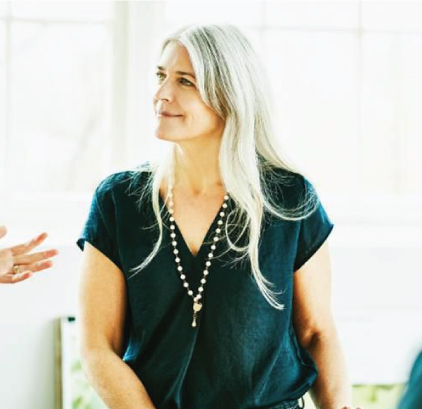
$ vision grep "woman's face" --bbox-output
[153,42,225,143]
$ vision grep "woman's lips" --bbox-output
[158,114,182,118]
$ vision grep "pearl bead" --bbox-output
[216,229,221,234]
[198,287,203,292]
[188,290,193,296]
[183,282,189,288]
[169,209,174,214]
[224,195,229,200]
[218,220,223,225]
[208,253,213,258]
[220,212,225,217]
[175,257,180,263]
[180,274,186,279]
[206,261,211,266]
[201,278,206,284]
[170,216,175,222]
[222,203,227,208]
[204,270,209,275]
[171,233,176,238]
[170,225,175,229]
[178,266,183,271]
[173,249,179,254]
[196,294,202,300]
[213,237,219,242]
[211,245,216,250]
[172,241,177,246]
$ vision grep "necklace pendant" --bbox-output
[192,302,202,328]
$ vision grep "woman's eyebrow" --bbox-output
[157,66,196,79]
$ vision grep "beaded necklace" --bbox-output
[166,183,230,328]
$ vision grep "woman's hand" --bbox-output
[0,225,59,284]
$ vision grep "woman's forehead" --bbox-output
[158,43,194,74]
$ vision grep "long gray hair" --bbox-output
[130,24,319,310]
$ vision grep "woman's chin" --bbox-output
[154,132,180,142]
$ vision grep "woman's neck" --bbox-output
[172,140,223,196]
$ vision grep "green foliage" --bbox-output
[302,384,407,409]
[353,384,407,409]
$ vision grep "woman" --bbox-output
[77,24,361,409]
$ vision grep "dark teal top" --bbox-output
[77,165,334,409]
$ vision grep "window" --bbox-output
[1,1,114,195]
[0,1,115,242]
[2,1,422,245]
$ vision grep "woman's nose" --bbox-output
[154,79,175,102]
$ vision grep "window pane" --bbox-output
[264,30,359,193]
[164,1,263,26]
[359,30,422,194]
[11,1,113,22]
[401,35,422,193]
[0,2,9,17]
[9,22,112,193]
[361,33,400,194]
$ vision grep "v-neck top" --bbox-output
[157,192,228,260]
[76,164,335,409]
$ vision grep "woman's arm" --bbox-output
[78,242,157,409]
[293,240,361,409]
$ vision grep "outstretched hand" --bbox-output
[0,225,59,284]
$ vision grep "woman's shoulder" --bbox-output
[263,165,321,216]
[94,162,152,200]
[263,166,308,196]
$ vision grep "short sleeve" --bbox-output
[77,181,122,270]
[293,177,334,272]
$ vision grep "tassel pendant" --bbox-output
[192,302,202,328]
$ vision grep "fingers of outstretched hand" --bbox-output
[9,271,33,284]
[24,259,54,273]
[13,248,59,266]
[0,259,53,284]
[0,268,33,284]
[9,232,48,256]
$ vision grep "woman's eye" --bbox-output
[155,72,194,87]
[179,78,193,86]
